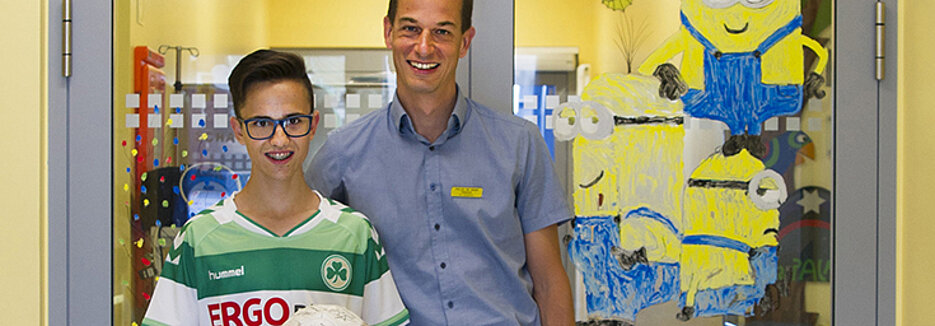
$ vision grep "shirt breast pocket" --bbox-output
[450,184,522,245]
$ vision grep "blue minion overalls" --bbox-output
[567,209,680,322]
[680,234,778,317]
[680,13,804,135]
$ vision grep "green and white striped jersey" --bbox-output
[142,191,409,326]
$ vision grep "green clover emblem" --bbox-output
[327,260,347,283]
[322,254,352,291]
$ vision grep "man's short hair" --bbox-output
[228,49,314,118]
[387,0,473,33]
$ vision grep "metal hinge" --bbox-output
[875,1,885,80]
[63,0,72,77]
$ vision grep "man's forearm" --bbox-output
[533,272,574,326]
[525,224,574,325]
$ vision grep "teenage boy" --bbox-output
[308,0,575,325]
[143,49,409,326]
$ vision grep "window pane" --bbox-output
[112,1,393,323]
[515,1,834,324]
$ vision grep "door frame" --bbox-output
[47,0,112,324]
[833,0,898,325]
[47,0,896,324]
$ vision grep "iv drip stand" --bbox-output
[158,45,200,92]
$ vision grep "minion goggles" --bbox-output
[553,101,683,141]
[687,169,788,210]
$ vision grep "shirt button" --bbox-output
[429,146,435,151]
[440,262,447,269]
[447,301,454,309]
[430,184,436,191]
[434,224,440,230]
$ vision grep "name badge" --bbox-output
[451,187,483,198]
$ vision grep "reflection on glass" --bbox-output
[516,0,833,325]
[113,1,392,324]
[282,48,396,170]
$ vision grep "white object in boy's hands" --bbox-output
[283,304,367,326]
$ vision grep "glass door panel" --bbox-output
[515,0,834,325]
[112,1,392,324]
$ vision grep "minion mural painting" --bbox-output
[559,74,685,323]
[678,149,785,320]
[638,0,828,138]
[562,75,786,324]
[561,0,831,324]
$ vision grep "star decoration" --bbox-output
[796,188,826,215]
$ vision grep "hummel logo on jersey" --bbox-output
[208,265,245,280]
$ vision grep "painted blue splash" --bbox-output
[680,246,778,317]
[680,13,804,135]
[625,207,679,235]
[568,212,680,322]
[682,235,751,253]
[569,208,779,321]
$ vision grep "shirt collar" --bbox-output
[390,85,470,144]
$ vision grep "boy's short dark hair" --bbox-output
[228,49,314,118]
[387,0,473,33]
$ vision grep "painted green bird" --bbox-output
[761,131,815,175]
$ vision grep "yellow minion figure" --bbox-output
[559,74,686,321]
[557,73,685,264]
[638,0,828,136]
[677,147,785,320]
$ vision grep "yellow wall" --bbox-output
[0,0,45,324]
[128,0,270,84]
[897,2,934,326]
[266,0,387,48]
[515,0,600,72]
[592,0,681,75]
[123,0,390,86]
[515,0,680,76]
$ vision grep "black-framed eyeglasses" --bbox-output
[239,114,314,140]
